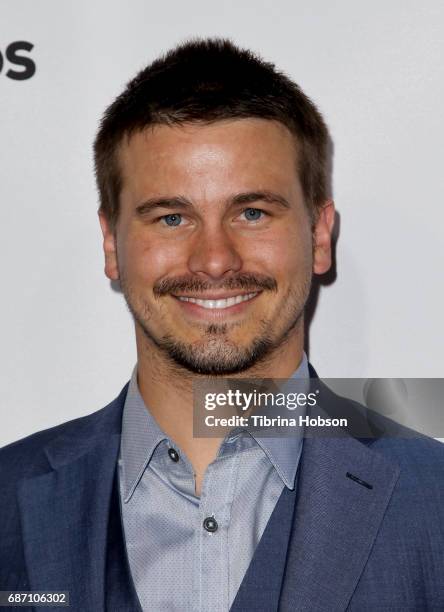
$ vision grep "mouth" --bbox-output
[174,292,259,310]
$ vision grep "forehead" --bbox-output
[117,118,301,200]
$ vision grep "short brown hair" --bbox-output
[94,38,330,230]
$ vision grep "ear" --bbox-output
[313,200,335,275]
[98,211,119,281]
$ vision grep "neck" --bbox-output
[134,323,305,491]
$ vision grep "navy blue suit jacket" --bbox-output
[1,377,444,611]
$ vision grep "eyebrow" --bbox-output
[134,190,291,216]
[135,196,193,216]
[231,191,291,209]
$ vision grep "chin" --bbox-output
[157,333,276,376]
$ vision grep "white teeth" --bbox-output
[177,292,258,309]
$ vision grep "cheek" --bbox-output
[118,230,188,283]
[248,226,312,281]
[286,217,314,268]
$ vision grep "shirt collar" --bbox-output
[244,352,308,490]
[120,365,168,502]
[120,353,309,500]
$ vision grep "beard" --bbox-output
[119,270,311,376]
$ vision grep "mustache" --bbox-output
[153,273,278,297]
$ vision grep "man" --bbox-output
[1,38,443,611]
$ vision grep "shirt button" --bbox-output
[203,516,218,533]
[168,448,179,462]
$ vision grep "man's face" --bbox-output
[99,118,333,375]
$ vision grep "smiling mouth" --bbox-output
[174,292,259,310]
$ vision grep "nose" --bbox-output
[187,226,243,280]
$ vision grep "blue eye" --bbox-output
[162,213,182,226]
[243,208,263,221]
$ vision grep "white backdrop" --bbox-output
[1,0,443,446]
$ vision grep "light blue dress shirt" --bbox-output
[118,354,309,611]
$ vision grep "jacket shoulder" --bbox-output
[371,433,444,474]
[0,382,129,482]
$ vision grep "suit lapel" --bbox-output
[232,369,400,612]
[17,385,128,612]
[230,430,400,612]
[279,434,400,611]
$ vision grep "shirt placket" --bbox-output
[194,449,241,612]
